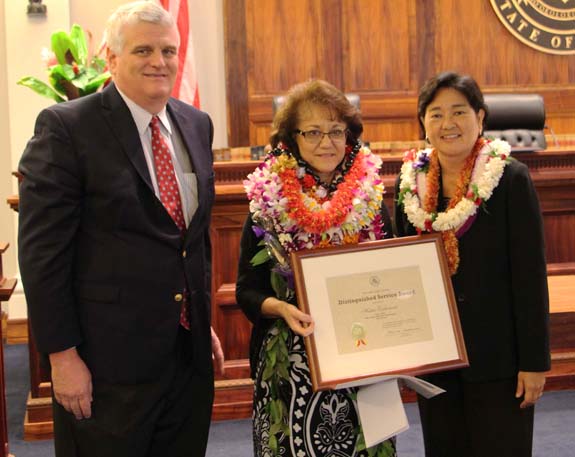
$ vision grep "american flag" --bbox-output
[158,0,201,108]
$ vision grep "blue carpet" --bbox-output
[3,343,574,456]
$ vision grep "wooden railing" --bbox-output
[0,243,17,454]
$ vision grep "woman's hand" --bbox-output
[281,302,315,336]
[516,371,546,408]
[261,297,315,337]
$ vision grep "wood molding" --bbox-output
[23,395,53,441]
[213,378,253,421]
[415,0,435,86]
[223,0,249,147]
[6,318,28,345]
[547,262,575,276]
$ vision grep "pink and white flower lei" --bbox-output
[244,146,386,252]
[399,139,512,232]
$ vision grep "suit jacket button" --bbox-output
[182,250,187,258]
[457,294,465,303]
[174,293,183,302]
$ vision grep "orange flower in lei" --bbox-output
[423,138,485,274]
[280,154,366,234]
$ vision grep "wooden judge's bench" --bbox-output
[7,144,575,439]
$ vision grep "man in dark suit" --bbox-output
[18,2,223,456]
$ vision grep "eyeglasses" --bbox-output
[294,128,348,144]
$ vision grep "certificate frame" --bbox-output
[290,233,468,391]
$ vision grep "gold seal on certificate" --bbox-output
[328,266,433,354]
[351,322,367,347]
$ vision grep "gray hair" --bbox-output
[105,1,175,53]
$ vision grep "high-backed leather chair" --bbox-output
[272,93,361,116]
[483,94,546,151]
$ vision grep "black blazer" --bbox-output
[18,84,215,384]
[394,160,550,382]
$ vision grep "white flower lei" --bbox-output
[244,146,385,252]
[399,139,511,233]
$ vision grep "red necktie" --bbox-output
[150,116,190,329]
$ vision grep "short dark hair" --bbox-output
[417,71,488,139]
[269,79,363,153]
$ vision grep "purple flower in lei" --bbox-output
[251,225,266,238]
[412,151,430,172]
[272,263,295,291]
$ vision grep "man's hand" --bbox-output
[49,347,93,419]
[516,371,546,408]
[211,326,225,375]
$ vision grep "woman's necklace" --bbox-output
[245,142,386,253]
[398,138,512,274]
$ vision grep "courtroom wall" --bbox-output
[0,0,15,281]
[224,0,575,147]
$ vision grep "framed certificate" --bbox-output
[290,233,468,391]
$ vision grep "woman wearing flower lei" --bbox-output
[236,80,396,457]
[394,72,550,457]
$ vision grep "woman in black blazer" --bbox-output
[394,72,550,457]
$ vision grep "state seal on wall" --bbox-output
[490,0,575,55]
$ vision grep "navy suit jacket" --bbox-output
[18,83,215,384]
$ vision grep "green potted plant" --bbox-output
[18,24,111,102]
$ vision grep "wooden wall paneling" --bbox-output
[543,214,575,264]
[244,0,344,145]
[433,0,496,81]
[211,200,252,371]
[541,89,575,135]
[322,0,344,89]
[415,0,436,86]
[246,0,305,95]
[517,151,575,265]
[363,120,419,144]
[342,0,415,92]
[224,0,250,146]
[210,180,254,420]
[246,0,342,95]
[342,0,419,142]
[251,123,273,146]
[224,0,575,146]
[246,96,274,145]
[546,115,575,137]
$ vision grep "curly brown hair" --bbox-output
[269,80,363,155]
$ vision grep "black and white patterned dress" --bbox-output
[252,321,397,457]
